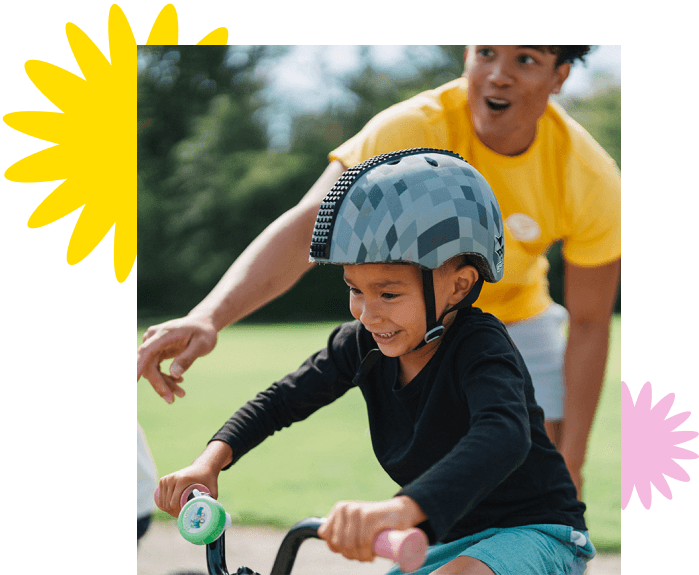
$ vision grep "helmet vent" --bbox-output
[425,157,438,167]
[387,159,401,165]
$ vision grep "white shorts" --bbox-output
[505,303,568,421]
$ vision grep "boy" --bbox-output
[156,148,595,574]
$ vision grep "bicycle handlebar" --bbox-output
[271,516,428,574]
[157,483,428,573]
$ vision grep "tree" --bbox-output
[137,45,277,318]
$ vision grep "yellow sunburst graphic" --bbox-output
[3,4,228,283]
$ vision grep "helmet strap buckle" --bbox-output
[424,326,446,344]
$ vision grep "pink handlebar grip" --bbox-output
[179,483,211,509]
[373,528,428,572]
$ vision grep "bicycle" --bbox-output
[159,483,429,575]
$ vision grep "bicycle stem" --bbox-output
[206,531,231,575]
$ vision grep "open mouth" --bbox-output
[485,97,511,112]
[372,331,398,341]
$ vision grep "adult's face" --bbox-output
[464,45,571,156]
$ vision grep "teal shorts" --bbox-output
[385,524,595,575]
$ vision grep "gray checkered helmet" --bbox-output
[310,148,504,350]
[309,148,504,282]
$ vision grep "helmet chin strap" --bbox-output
[412,269,484,351]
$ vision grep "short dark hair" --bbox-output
[545,45,593,67]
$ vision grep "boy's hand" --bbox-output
[318,496,427,563]
[155,462,220,518]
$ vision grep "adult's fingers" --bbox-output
[138,338,190,401]
[170,331,217,378]
[136,337,158,381]
[140,362,185,404]
[163,372,186,399]
[142,324,157,343]
[137,326,190,380]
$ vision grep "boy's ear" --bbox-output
[450,265,479,305]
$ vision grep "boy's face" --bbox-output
[343,263,460,358]
[464,45,570,156]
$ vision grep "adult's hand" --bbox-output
[137,315,218,403]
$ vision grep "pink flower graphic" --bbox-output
[622,381,698,509]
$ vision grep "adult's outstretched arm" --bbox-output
[137,160,347,403]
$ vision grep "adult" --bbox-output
[138,45,621,496]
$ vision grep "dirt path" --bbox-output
[138,521,620,575]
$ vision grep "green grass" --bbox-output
[138,316,620,551]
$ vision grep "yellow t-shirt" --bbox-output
[329,77,621,323]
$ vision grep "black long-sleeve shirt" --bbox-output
[211,308,586,543]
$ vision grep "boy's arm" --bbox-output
[209,322,361,469]
[156,323,363,519]
[137,160,346,403]
[155,440,233,518]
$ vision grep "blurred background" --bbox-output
[137,45,621,325]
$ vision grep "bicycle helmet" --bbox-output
[310,147,504,349]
